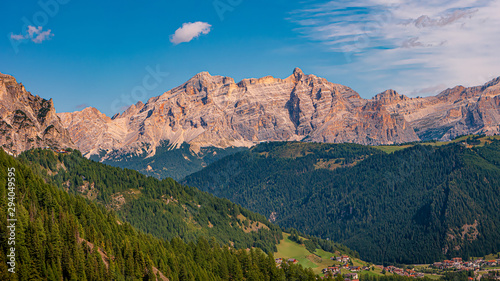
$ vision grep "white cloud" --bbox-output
[170,22,212,45]
[32,30,54,43]
[27,26,42,37]
[289,0,500,96]
[11,25,53,43]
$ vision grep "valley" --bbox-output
[1,70,500,280]
[3,0,500,279]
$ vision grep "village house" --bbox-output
[487,260,498,266]
[393,268,404,275]
[322,267,341,274]
[341,255,351,262]
[349,266,361,272]
[332,255,351,263]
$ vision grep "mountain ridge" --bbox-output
[2,69,499,172]
[0,72,75,155]
[58,68,500,163]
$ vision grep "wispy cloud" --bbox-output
[289,0,500,96]
[170,22,212,45]
[405,9,477,28]
[10,34,26,40]
[11,25,53,43]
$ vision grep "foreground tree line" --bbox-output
[0,149,323,280]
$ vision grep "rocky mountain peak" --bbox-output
[119,101,145,118]
[237,76,283,87]
[0,72,75,155]
[482,76,500,88]
[373,89,409,104]
[0,73,28,100]
[293,67,304,77]
[181,71,234,96]
[197,71,211,77]
[57,67,422,160]
[0,68,489,162]
[287,67,305,83]
[481,76,500,96]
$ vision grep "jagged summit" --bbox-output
[373,89,409,103]
[2,69,498,160]
[483,76,500,87]
[0,72,75,155]
[293,67,304,75]
[291,67,304,80]
[57,69,500,160]
[195,71,211,77]
[58,68,420,160]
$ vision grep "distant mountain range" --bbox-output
[1,69,499,178]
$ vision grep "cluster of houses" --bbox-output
[383,266,425,278]
[324,255,370,272]
[321,266,360,276]
[333,255,352,263]
[322,265,369,273]
[276,254,500,279]
[431,257,499,270]
[319,255,374,280]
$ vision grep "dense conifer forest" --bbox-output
[183,140,500,264]
[95,141,246,180]
[1,149,325,280]
[18,148,282,253]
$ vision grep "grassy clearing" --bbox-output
[275,233,381,275]
[275,233,449,278]
[424,274,443,280]
[471,251,500,261]
[275,233,322,271]
[374,144,414,153]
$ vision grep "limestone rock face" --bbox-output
[376,77,500,140]
[58,68,419,160]
[0,72,75,155]
[5,68,498,162]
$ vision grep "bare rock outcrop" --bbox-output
[0,72,75,155]
[58,68,419,160]
[374,77,500,140]
[4,68,498,161]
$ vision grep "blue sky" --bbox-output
[1,0,499,116]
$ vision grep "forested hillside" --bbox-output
[19,148,282,254]
[96,141,246,180]
[1,148,326,280]
[183,140,500,264]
